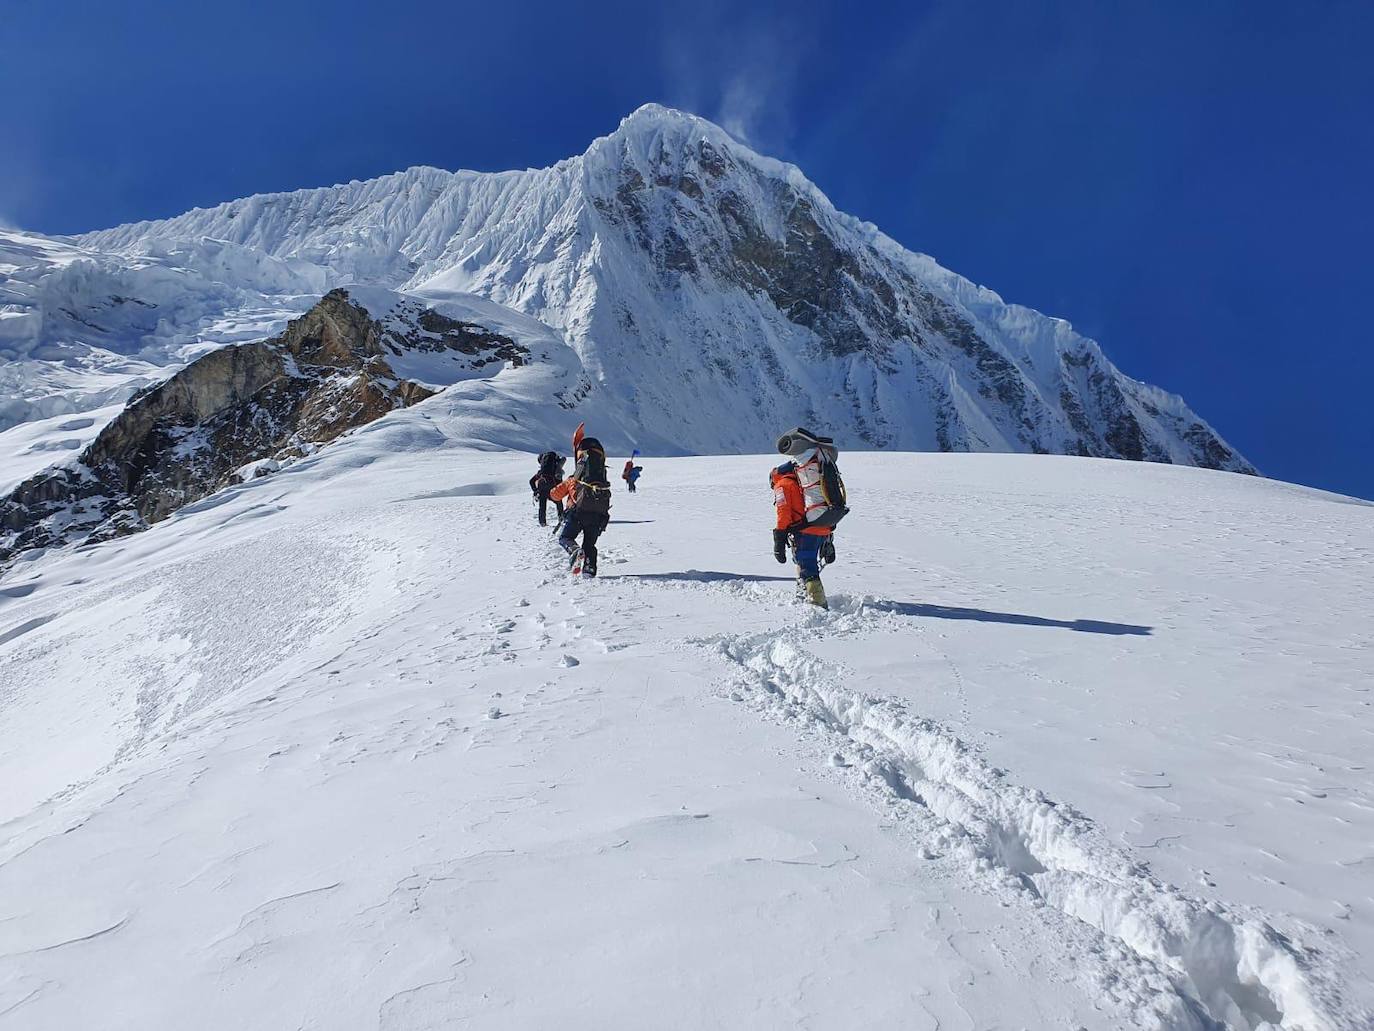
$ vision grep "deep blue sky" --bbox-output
[3,1,1371,497]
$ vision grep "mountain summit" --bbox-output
[5,105,1250,473]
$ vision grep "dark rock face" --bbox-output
[588,132,1255,473]
[381,300,529,367]
[0,290,527,567]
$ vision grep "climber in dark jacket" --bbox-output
[530,451,566,527]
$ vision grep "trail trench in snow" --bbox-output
[708,610,1313,1030]
[0,450,1370,1030]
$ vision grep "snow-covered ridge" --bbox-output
[7,105,1251,471]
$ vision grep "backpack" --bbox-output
[572,438,612,514]
[538,450,561,477]
[777,427,849,528]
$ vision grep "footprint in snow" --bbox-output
[559,655,580,668]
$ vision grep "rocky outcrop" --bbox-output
[0,290,527,566]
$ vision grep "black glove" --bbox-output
[821,538,836,564]
[772,530,788,564]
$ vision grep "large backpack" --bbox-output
[537,450,562,477]
[572,438,612,514]
[777,427,849,528]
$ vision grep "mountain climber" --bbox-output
[530,451,566,527]
[621,455,643,493]
[559,433,612,576]
[771,427,849,609]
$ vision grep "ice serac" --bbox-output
[62,106,1252,468]
[0,228,322,434]
[0,290,529,563]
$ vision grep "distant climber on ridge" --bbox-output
[771,428,849,609]
[622,452,643,493]
[559,424,612,576]
[530,450,567,527]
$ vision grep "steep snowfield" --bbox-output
[0,424,1368,1027]
[7,105,1249,469]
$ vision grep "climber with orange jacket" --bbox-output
[771,428,847,609]
[558,425,612,576]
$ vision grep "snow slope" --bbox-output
[0,403,124,496]
[0,429,1368,1027]
[3,105,1250,470]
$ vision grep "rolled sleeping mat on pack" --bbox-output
[776,427,838,460]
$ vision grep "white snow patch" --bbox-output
[0,445,1367,1027]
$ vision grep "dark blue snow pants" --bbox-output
[793,533,823,581]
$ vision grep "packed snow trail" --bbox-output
[0,442,1370,1028]
[710,619,1326,1029]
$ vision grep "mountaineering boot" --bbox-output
[803,577,828,609]
[568,546,584,576]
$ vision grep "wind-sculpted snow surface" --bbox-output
[0,445,1368,1028]
[63,105,1250,469]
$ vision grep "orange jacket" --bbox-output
[771,468,831,537]
[549,476,575,504]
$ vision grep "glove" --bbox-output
[821,538,836,564]
[772,530,788,564]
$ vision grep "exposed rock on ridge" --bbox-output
[581,113,1253,469]
[0,290,527,565]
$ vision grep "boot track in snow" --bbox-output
[692,596,1353,1031]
